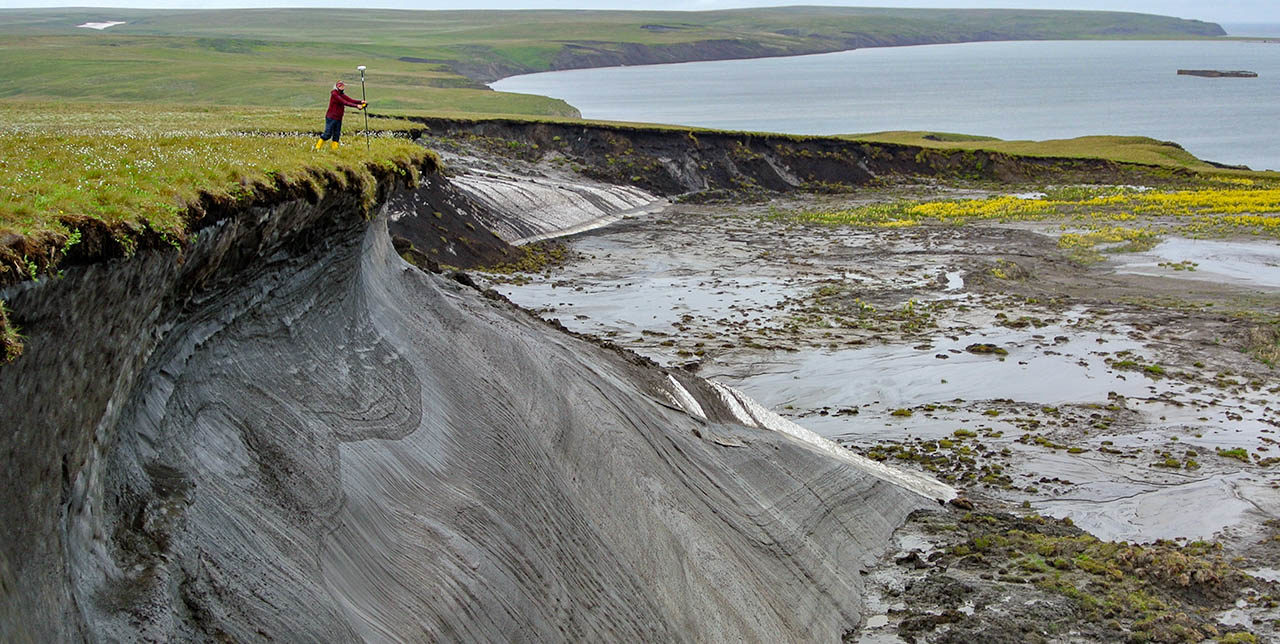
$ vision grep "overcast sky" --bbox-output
[2,2,1276,25]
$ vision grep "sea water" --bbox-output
[493,40,1280,170]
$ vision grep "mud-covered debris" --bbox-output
[965,343,1008,356]
[865,509,1269,643]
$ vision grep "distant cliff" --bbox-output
[0,7,1226,92]
[458,7,1228,83]
[410,117,1200,207]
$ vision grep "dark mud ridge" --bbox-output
[0,156,950,639]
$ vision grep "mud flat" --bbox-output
[493,186,1280,641]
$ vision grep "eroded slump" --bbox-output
[1,188,942,640]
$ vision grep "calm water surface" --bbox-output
[493,40,1280,170]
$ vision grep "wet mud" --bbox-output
[492,186,1280,641]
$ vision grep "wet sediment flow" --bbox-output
[496,196,1280,641]
[498,198,1280,550]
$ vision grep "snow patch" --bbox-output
[448,169,664,244]
[666,375,707,420]
[77,21,126,30]
[709,381,956,502]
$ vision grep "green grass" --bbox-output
[3,100,425,136]
[941,512,1252,641]
[0,34,577,117]
[1217,448,1251,463]
[0,7,1223,52]
[0,100,436,252]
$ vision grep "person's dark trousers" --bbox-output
[321,117,343,142]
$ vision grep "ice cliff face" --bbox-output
[0,170,942,641]
[449,168,663,244]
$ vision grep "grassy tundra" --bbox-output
[0,6,1225,114]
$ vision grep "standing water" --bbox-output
[493,40,1280,171]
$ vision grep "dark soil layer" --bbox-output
[384,169,519,270]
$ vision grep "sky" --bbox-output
[1,1,1276,25]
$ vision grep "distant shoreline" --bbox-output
[492,40,1280,171]
[488,35,1239,84]
[1222,22,1280,38]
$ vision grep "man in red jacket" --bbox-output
[314,80,366,150]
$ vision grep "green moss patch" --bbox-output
[965,343,1008,356]
[478,241,574,276]
[924,511,1260,642]
[1246,324,1280,367]
[1217,448,1251,463]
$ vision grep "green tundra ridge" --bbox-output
[0,6,1226,116]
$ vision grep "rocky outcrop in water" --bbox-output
[1177,69,1258,78]
[0,161,945,640]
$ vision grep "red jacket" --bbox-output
[326,89,363,120]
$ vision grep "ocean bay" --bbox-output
[494,39,1280,171]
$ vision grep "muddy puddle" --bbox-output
[501,235,793,339]
[1114,237,1280,290]
[491,196,1280,553]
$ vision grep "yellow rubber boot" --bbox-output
[330,141,340,150]
[314,138,324,150]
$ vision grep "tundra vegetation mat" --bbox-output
[0,102,434,271]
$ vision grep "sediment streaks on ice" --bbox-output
[449,169,664,243]
[709,381,957,503]
[666,374,707,420]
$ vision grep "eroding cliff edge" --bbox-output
[0,163,944,640]
[416,118,1199,203]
